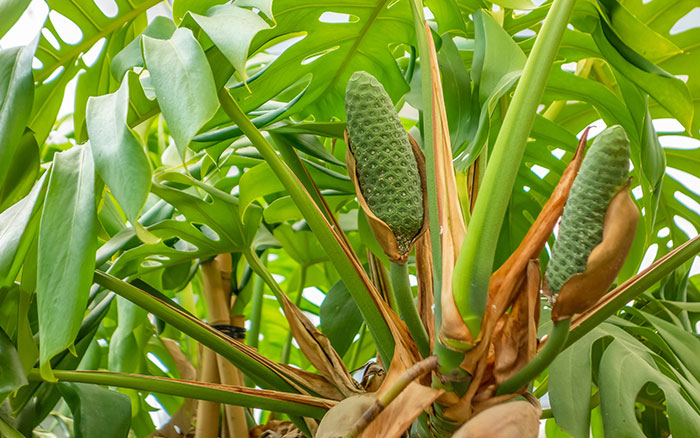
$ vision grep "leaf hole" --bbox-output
[83,38,105,67]
[318,11,359,23]
[192,223,220,242]
[560,62,576,72]
[264,33,306,56]
[638,243,658,273]
[94,0,118,18]
[632,185,643,200]
[41,28,61,50]
[141,260,163,268]
[301,46,339,65]
[514,29,536,38]
[551,148,566,159]
[673,214,699,239]
[43,65,64,84]
[529,164,550,179]
[48,11,83,45]
[667,167,700,197]
[669,7,700,35]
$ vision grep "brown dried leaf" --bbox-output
[345,131,429,264]
[492,260,541,384]
[415,232,436,348]
[316,393,377,438]
[451,400,541,438]
[279,291,363,397]
[449,130,589,421]
[250,421,303,438]
[552,182,639,321]
[362,383,443,438]
[360,362,386,393]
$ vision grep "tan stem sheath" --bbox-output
[201,255,249,437]
[195,345,221,438]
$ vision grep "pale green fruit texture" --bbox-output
[545,125,631,295]
[345,71,424,254]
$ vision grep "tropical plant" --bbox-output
[0,0,699,437]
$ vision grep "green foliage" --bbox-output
[58,382,131,438]
[0,0,698,436]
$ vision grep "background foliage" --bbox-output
[0,0,699,436]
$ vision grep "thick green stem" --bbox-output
[26,369,328,419]
[218,88,394,365]
[453,0,578,337]
[350,323,367,370]
[497,318,571,395]
[93,270,293,393]
[247,252,267,350]
[391,262,431,358]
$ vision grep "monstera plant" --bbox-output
[0,0,699,437]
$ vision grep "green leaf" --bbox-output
[111,16,176,80]
[472,10,527,103]
[545,65,637,133]
[493,0,539,10]
[320,280,362,357]
[591,19,693,131]
[37,145,97,380]
[453,10,526,168]
[173,0,227,24]
[599,339,700,438]
[188,4,269,79]
[0,0,31,38]
[0,40,36,188]
[637,311,700,384]
[110,172,261,279]
[142,28,219,157]
[231,0,415,119]
[596,0,682,63]
[73,19,147,143]
[437,33,472,152]
[87,75,151,222]
[0,175,46,288]
[0,326,27,401]
[28,60,82,145]
[34,0,161,83]
[263,193,352,224]
[108,297,149,373]
[0,131,39,213]
[273,225,328,266]
[550,330,598,438]
[58,382,131,438]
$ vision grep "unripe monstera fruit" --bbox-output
[545,125,637,319]
[345,71,425,261]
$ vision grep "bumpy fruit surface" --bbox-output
[345,71,423,254]
[545,125,631,295]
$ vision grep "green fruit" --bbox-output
[545,125,631,295]
[345,71,424,254]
